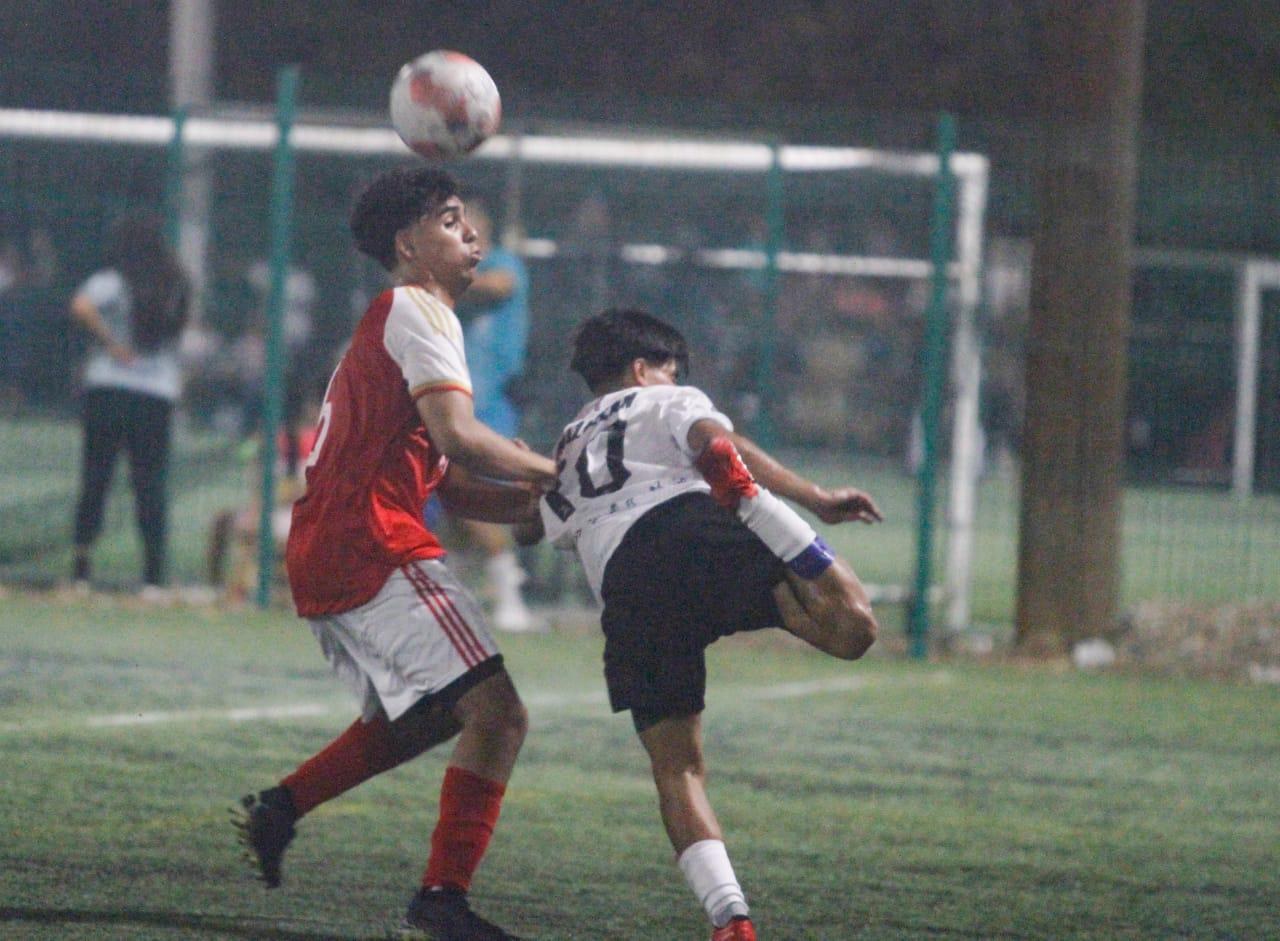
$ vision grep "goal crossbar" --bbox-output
[0,106,986,178]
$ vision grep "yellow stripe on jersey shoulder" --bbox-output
[410,379,474,400]
[402,286,461,341]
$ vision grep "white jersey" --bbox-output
[77,269,182,402]
[540,384,732,601]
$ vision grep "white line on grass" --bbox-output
[85,703,335,727]
[6,671,950,735]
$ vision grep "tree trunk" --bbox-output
[1015,1,1147,655]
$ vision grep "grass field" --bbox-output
[2,591,1277,940]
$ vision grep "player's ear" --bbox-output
[629,357,649,385]
[394,228,415,264]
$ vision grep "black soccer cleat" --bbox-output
[400,887,524,940]
[232,786,297,889]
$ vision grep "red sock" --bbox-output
[422,765,506,892]
[281,713,407,817]
[694,437,758,509]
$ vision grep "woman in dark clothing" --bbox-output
[69,215,190,594]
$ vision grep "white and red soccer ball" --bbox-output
[390,50,501,162]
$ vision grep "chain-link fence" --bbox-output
[1,98,1277,635]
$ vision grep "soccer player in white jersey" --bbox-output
[533,308,881,941]
[234,167,556,941]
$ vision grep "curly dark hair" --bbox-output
[569,308,690,392]
[350,166,462,271]
[103,214,190,352]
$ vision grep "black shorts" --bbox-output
[599,491,786,726]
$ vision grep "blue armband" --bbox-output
[787,535,835,579]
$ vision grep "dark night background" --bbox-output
[4,2,1277,126]
[4,1,1278,255]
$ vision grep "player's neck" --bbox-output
[395,275,456,309]
[590,378,641,398]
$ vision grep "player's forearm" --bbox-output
[439,467,540,523]
[436,416,556,486]
[418,391,557,486]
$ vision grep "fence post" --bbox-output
[753,142,785,448]
[908,113,957,659]
[163,107,188,248]
[257,65,300,608]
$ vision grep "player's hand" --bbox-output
[508,437,558,492]
[512,490,545,546]
[811,487,883,525]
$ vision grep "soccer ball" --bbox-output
[389,50,501,162]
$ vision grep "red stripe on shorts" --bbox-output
[402,563,486,667]
[425,578,488,666]
[405,564,480,667]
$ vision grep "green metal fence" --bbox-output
[1,85,1277,643]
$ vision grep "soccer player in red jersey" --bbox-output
[235,167,556,941]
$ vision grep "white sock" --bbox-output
[737,488,817,563]
[486,550,527,603]
[677,839,750,928]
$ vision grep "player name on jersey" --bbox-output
[540,384,732,600]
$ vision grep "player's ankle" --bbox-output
[787,535,835,579]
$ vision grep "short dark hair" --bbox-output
[350,166,461,271]
[569,308,690,391]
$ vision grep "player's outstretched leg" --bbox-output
[773,556,877,660]
[234,697,462,889]
[696,435,876,655]
[695,435,842,584]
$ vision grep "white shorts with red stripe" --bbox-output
[307,558,500,722]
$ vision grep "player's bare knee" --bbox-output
[813,562,877,659]
[493,694,529,745]
[651,758,708,799]
[470,703,527,757]
[459,675,529,746]
[830,601,877,660]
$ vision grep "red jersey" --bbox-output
[286,285,472,616]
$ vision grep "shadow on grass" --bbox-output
[0,906,384,941]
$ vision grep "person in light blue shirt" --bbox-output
[458,202,529,439]
[69,214,190,593]
[449,200,542,632]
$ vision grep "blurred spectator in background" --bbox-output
[522,187,618,448]
[441,199,543,632]
[247,256,321,437]
[68,214,190,596]
[246,257,317,371]
[0,225,66,412]
[208,422,318,604]
[185,254,322,439]
[564,189,614,314]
